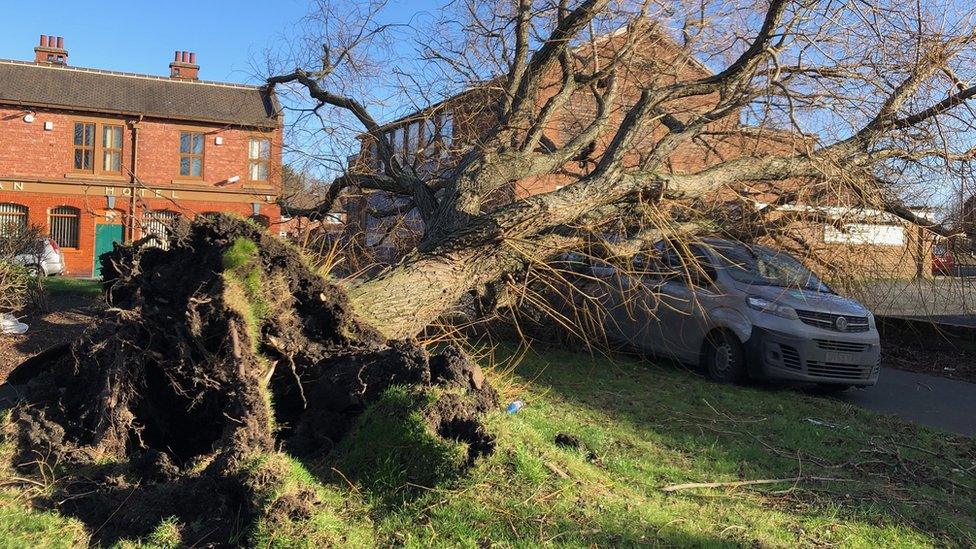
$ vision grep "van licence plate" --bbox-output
[825,351,857,364]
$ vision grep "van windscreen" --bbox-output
[712,244,830,292]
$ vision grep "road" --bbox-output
[834,367,976,437]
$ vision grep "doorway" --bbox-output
[93,223,124,277]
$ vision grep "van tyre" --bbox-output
[701,331,746,383]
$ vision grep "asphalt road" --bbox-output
[835,367,976,437]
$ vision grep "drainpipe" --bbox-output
[128,116,143,241]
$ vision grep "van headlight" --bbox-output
[746,296,799,320]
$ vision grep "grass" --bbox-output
[1,345,974,547]
[221,237,271,343]
[40,277,101,295]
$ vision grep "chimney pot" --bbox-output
[170,49,200,80]
[35,34,68,65]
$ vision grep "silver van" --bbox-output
[598,238,881,389]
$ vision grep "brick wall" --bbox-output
[0,106,281,187]
[0,105,283,276]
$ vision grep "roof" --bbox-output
[0,59,280,128]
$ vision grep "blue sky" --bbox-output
[0,0,315,84]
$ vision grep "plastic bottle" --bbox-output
[506,400,524,414]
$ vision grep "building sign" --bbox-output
[0,181,274,203]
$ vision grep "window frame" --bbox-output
[71,122,96,173]
[178,131,206,180]
[0,203,28,237]
[247,137,272,183]
[101,124,124,174]
[71,120,125,175]
[49,205,80,249]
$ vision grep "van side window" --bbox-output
[690,245,718,285]
[655,243,716,287]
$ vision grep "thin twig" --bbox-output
[662,476,854,492]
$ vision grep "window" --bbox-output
[248,138,270,181]
[73,122,123,174]
[179,132,205,178]
[438,112,453,157]
[102,125,123,173]
[49,206,80,248]
[405,122,419,162]
[141,210,180,249]
[73,122,95,171]
[0,203,28,236]
[423,118,437,151]
[392,127,404,160]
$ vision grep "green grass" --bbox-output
[1,346,974,547]
[40,277,101,295]
[221,237,270,342]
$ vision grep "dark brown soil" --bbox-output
[879,320,976,384]
[4,215,498,546]
[0,291,101,382]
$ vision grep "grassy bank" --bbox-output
[1,345,974,547]
[40,277,101,295]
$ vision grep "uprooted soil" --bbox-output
[0,291,101,381]
[5,215,497,546]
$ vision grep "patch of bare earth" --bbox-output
[882,335,976,384]
[0,291,102,382]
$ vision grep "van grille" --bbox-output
[814,340,870,352]
[805,361,873,380]
[780,345,802,370]
[796,310,870,332]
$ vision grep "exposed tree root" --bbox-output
[6,215,497,546]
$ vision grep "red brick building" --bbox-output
[0,35,282,276]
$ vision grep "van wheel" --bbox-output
[701,331,746,383]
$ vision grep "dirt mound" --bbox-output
[6,215,497,546]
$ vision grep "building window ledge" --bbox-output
[64,173,127,182]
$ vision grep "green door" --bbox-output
[93,224,124,278]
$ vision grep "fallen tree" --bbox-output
[7,0,976,544]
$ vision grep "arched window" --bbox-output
[250,214,270,228]
[0,203,28,236]
[141,210,180,250]
[49,206,80,248]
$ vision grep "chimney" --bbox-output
[169,50,200,80]
[34,35,68,65]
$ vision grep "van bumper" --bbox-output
[744,326,881,386]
